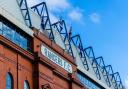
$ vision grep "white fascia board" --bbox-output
[0,7,34,37]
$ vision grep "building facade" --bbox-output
[0,0,125,89]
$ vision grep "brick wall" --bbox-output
[0,28,86,89]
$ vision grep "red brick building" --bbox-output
[0,25,85,89]
[0,0,124,89]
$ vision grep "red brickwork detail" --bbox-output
[0,28,86,89]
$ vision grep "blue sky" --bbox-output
[27,0,128,88]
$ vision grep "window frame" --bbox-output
[6,72,14,89]
[24,80,30,89]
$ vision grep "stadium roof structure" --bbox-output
[0,0,125,89]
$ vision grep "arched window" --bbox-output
[6,72,13,89]
[24,80,30,89]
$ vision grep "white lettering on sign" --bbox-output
[41,45,72,73]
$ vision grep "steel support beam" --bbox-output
[52,20,74,57]
[17,0,32,27]
[112,72,124,89]
[95,57,111,87]
[84,47,101,80]
[31,2,55,41]
[71,35,89,70]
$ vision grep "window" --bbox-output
[0,22,2,34]
[77,71,102,89]
[24,80,30,89]
[0,19,32,51]
[3,24,13,40]
[6,73,13,89]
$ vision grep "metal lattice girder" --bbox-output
[84,47,101,80]
[101,61,124,89]
[112,72,124,89]
[84,46,95,59]
[95,57,105,68]
[17,0,32,27]
[51,20,74,57]
[105,65,114,75]
[71,35,89,70]
[71,35,83,50]
[104,65,117,88]
[31,2,55,41]
[95,57,106,74]
[95,57,111,87]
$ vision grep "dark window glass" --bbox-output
[24,80,30,89]
[6,73,13,89]
[77,72,101,89]
[14,31,20,45]
[0,20,32,51]
[0,22,2,34]
[20,35,27,49]
[3,24,13,40]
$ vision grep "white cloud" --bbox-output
[68,8,84,22]
[49,13,59,23]
[89,13,101,24]
[27,0,40,7]
[125,75,128,89]
[45,0,85,24]
[27,0,70,23]
[27,0,70,11]
[45,0,70,12]
[27,0,85,25]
